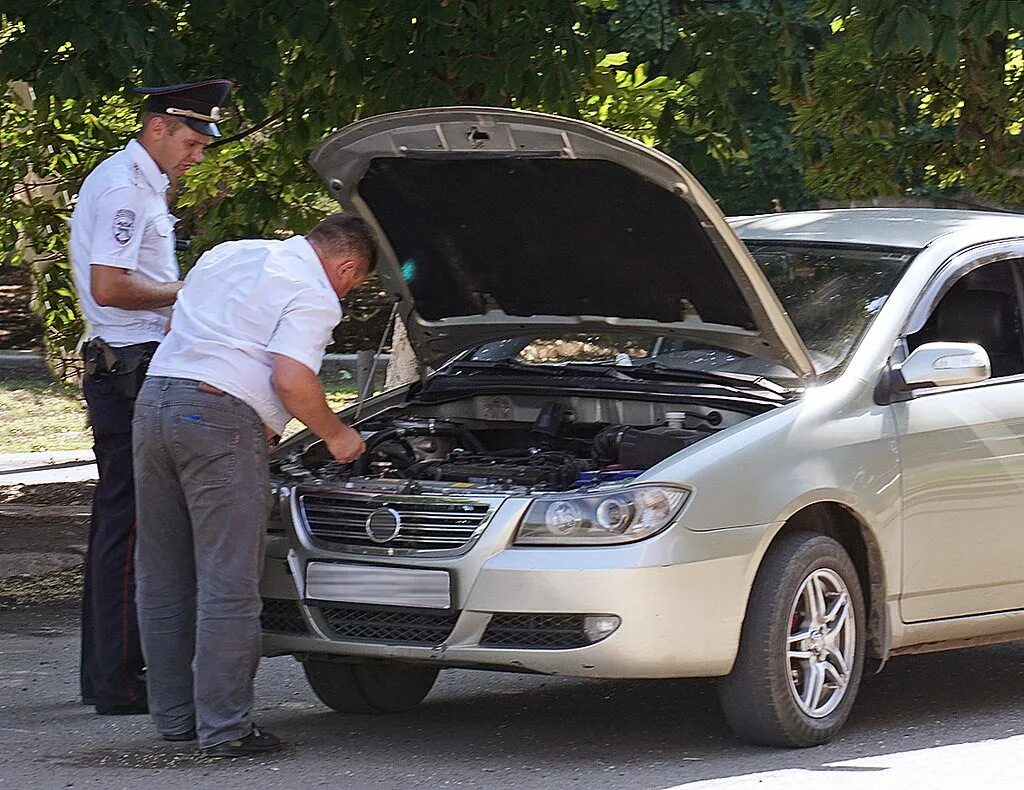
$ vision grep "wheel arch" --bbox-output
[769,502,890,663]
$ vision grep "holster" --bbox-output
[83,338,158,401]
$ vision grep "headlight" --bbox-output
[514,485,690,545]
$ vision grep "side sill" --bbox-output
[888,628,1024,658]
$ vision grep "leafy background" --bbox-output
[3,0,1024,369]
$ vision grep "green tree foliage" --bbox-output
[3,1,1024,362]
[654,0,826,213]
[791,0,1024,203]
[3,0,704,359]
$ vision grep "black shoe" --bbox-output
[95,700,149,715]
[81,696,96,706]
[202,726,281,758]
[162,729,197,742]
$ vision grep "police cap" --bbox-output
[135,79,234,137]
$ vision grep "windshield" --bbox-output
[463,243,915,381]
[749,242,914,374]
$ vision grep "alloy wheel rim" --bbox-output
[785,567,856,718]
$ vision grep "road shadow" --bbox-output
[15,605,1021,786]
[257,640,1024,785]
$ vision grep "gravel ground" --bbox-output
[0,481,95,506]
[3,603,1024,789]
[0,483,90,609]
[0,484,91,558]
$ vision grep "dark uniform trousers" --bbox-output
[80,343,157,710]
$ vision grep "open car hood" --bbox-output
[310,107,815,379]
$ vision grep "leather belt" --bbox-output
[194,382,280,448]
[196,382,225,396]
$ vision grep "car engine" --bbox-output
[272,396,735,493]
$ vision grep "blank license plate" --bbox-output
[305,562,451,610]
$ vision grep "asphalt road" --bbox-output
[2,604,1024,789]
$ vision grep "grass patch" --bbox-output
[0,566,83,609]
[0,376,90,453]
[322,369,359,412]
[0,371,359,452]
[282,371,358,440]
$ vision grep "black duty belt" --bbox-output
[83,338,159,401]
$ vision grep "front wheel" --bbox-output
[718,531,866,747]
[303,657,439,714]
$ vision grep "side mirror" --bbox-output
[897,342,991,390]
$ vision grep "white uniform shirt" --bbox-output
[70,139,179,346]
[147,236,343,434]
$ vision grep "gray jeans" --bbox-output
[132,376,270,747]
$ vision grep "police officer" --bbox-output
[70,79,233,715]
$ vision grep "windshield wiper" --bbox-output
[618,361,792,394]
[443,359,578,376]
[444,359,791,396]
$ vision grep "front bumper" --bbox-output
[260,488,770,678]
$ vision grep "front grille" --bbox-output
[299,491,491,555]
[480,614,590,649]
[260,598,307,634]
[317,605,459,645]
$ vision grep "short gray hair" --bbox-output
[138,111,187,136]
[307,213,378,273]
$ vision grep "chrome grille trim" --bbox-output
[296,488,498,556]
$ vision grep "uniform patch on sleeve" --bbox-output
[112,209,136,245]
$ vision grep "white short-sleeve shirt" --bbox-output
[69,139,180,346]
[146,236,343,434]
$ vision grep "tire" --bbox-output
[303,657,439,714]
[718,531,866,747]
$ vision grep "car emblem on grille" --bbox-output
[365,507,402,543]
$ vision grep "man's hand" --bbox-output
[91,264,182,309]
[323,424,366,464]
[271,354,367,463]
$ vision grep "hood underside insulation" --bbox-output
[358,157,755,329]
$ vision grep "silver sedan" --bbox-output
[260,107,1024,748]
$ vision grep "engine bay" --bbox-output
[272,394,761,494]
